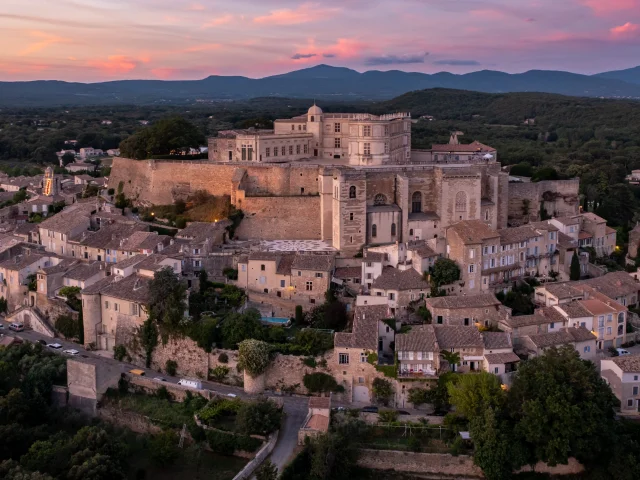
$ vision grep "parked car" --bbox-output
[617,348,631,356]
[129,369,145,376]
[361,405,379,413]
[178,379,202,390]
[36,339,47,345]
[9,323,24,332]
[0,323,4,329]
[47,343,62,349]
[226,393,237,398]
[153,377,166,382]
[63,349,79,356]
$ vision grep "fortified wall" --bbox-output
[108,157,324,240]
[507,178,580,226]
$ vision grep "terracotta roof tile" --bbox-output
[481,332,512,350]
[484,352,520,364]
[426,293,500,309]
[371,267,429,291]
[433,325,484,349]
[447,220,499,244]
[396,325,437,352]
[609,354,640,373]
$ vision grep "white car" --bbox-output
[63,349,79,356]
[617,348,631,356]
[226,393,237,398]
[47,343,62,349]
[153,377,166,382]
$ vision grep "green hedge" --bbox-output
[205,429,261,455]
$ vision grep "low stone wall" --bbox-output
[232,430,279,480]
[128,375,215,401]
[98,406,163,435]
[357,449,585,478]
[357,450,483,478]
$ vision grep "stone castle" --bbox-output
[109,105,579,255]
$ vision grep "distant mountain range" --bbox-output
[1,64,640,106]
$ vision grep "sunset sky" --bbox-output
[2,0,640,82]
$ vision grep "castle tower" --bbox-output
[42,166,59,196]
[307,103,323,157]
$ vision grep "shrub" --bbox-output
[407,435,421,452]
[149,430,179,466]
[378,409,399,423]
[107,188,115,195]
[218,352,229,363]
[206,430,236,455]
[295,305,304,324]
[165,359,178,376]
[372,378,394,406]
[156,386,172,401]
[302,357,317,368]
[210,365,230,382]
[236,398,284,435]
[255,460,278,480]
[408,387,430,407]
[238,339,271,377]
[55,314,79,339]
[197,398,242,425]
[223,268,238,280]
[113,344,127,361]
[303,372,339,394]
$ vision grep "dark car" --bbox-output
[361,405,379,413]
[396,410,411,415]
[431,409,448,416]
[36,339,47,345]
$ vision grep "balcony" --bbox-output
[398,369,437,378]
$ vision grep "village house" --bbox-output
[517,327,597,362]
[601,355,640,415]
[369,267,430,315]
[172,221,230,280]
[425,293,509,328]
[0,251,58,309]
[333,304,392,403]
[67,221,148,263]
[549,213,616,257]
[298,396,331,445]
[38,205,93,256]
[499,306,568,339]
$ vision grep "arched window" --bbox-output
[412,192,422,213]
[618,324,624,336]
[349,186,356,198]
[391,223,397,236]
[455,191,467,212]
[372,224,377,238]
[374,194,387,205]
[310,116,315,122]
[618,312,625,324]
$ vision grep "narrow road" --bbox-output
[1,321,311,472]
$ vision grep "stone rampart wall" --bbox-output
[235,196,321,240]
[508,178,579,225]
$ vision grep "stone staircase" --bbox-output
[7,305,56,338]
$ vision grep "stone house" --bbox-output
[499,222,560,279]
[425,293,508,327]
[172,221,231,281]
[517,327,597,362]
[369,267,430,315]
[601,356,640,415]
[482,331,520,378]
[82,274,151,351]
[549,213,616,257]
[580,272,640,308]
[38,208,92,257]
[361,251,385,291]
[534,283,585,307]
[333,266,362,290]
[237,252,334,306]
[0,252,58,310]
[60,262,107,290]
[333,304,392,404]
[298,396,331,445]
[117,231,172,257]
[67,221,148,263]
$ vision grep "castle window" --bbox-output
[391,223,397,236]
[374,194,386,205]
[335,123,341,133]
[363,125,371,137]
[384,143,389,154]
[350,213,354,221]
[291,125,295,131]
[303,125,306,131]
[455,191,467,212]
[412,191,422,213]
[289,146,293,155]
[310,116,315,122]
[485,210,489,221]
[274,147,278,156]
[335,138,341,148]
[304,144,308,154]
[372,224,377,238]
[363,143,371,155]
[409,229,414,236]
[349,186,356,198]
[265,148,270,157]
[296,144,301,154]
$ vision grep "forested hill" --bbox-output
[2,64,640,106]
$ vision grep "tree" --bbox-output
[371,378,394,406]
[303,372,339,394]
[295,305,304,325]
[440,350,461,372]
[507,346,618,466]
[61,152,76,166]
[236,399,283,435]
[255,460,278,480]
[0,297,7,314]
[430,258,460,288]
[147,267,187,330]
[570,250,581,281]
[238,339,271,377]
[407,387,430,407]
[221,310,263,348]
[138,318,158,368]
[148,430,179,467]
[119,116,205,160]
[209,365,229,382]
[165,359,177,376]
[447,372,506,421]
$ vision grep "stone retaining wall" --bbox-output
[232,431,279,480]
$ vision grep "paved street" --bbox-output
[0,320,310,473]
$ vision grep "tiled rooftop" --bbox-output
[481,331,512,350]
[447,220,499,244]
[484,352,520,364]
[334,304,389,350]
[433,325,484,349]
[371,267,429,291]
[427,293,500,310]
[609,354,640,373]
[396,325,437,352]
[82,274,151,303]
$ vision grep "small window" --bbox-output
[114,303,119,312]
[628,399,634,407]
[104,301,109,309]
[391,223,396,236]
[372,224,377,238]
[339,353,349,364]
[349,186,356,198]
[280,280,285,288]
[494,367,499,374]
[349,213,354,221]
[437,315,443,324]
[306,281,313,291]
[261,264,265,271]
[633,386,639,395]
[315,273,323,278]
[360,352,367,363]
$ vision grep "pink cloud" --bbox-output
[202,14,235,28]
[254,3,340,25]
[469,9,506,20]
[188,3,206,11]
[324,38,367,59]
[183,44,221,53]
[610,22,640,37]
[579,0,640,15]
[19,31,69,56]
[87,55,139,75]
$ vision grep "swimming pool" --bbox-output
[260,317,291,326]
